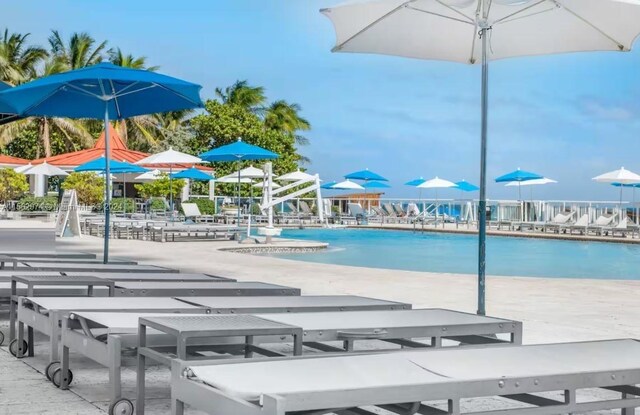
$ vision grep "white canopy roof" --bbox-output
[135,147,202,165]
[135,169,163,181]
[236,166,265,179]
[14,163,33,173]
[417,177,456,189]
[506,178,558,187]
[592,167,640,184]
[216,174,253,184]
[252,181,282,189]
[278,169,315,182]
[23,162,68,176]
[332,179,364,190]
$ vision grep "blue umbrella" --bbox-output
[495,168,543,200]
[455,180,480,192]
[404,177,426,187]
[199,138,278,227]
[0,62,203,263]
[362,181,391,189]
[321,181,338,189]
[0,81,19,125]
[75,157,148,214]
[171,167,213,181]
[345,168,388,182]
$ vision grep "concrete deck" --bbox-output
[1,222,638,414]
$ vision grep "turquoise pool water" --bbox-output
[269,229,640,280]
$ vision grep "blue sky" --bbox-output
[8,1,640,200]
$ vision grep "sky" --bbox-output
[7,1,640,200]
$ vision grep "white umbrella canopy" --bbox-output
[135,169,163,181]
[332,179,365,190]
[321,0,640,316]
[216,174,254,184]
[236,166,265,179]
[505,177,557,187]
[417,177,456,189]
[278,169,315,182]
[14,163,33,173]
[134,147,202,165]
[592,167,640,184]
[253,181,282,189]
[23,162,68,176]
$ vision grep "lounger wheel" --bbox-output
[108,398,134,415]
[51,367,73,388]
[8,339,28,357]
[45,361,60,381]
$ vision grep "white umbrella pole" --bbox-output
[237,162,241,230]
[169,166,173,221]
[103,106,111,264]
[247,180,253,238]
[477,25,489,316]
[123,174,127,215]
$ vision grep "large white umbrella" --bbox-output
[593,167,640,217]
[332,179,365,190]
[14,163,32,174]
[23,162,68,177]
[216,174,254,184]
[321,0,640,316]
[135,169,163,181]
[253,181,281,189]
[505,177,558,187]
[417,176,456,218]
[135,148,203,218]
[278,169,315,182]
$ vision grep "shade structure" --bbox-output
[496,168,544,200]
[216,174,253,184]
[362,180,391,189]
[332,179,365,190]
[405,177,426,187]
[253,181,281,189]
[455,180,480,192]
[0,81,20,125]
[135,148,203,220]
[320,181,338,190]
[321,0,640,316]
[14,163,33,173]
[417,177,456,189]
[0,62,203,263]
[23,162,68,176]
[278,169,315,182]
[171,167,213,181]
[75,157,148,174]
[237,166,266,179]
[199,139,278,229]
[505,178,557,187]
[593,167,640,215]
[345,168,387,182]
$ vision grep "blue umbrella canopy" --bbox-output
[0,63,203,119]
[495,168,543,183]
[171,167,213,181]
[455,180,480,192]
[345,168,387,182]
[199,139,278,162]
[612,182,640,188]
[405,177,426,187]
[320,181,338,189]
[75,157,149,174]
[0,81,20,125]
[362,180,391,189]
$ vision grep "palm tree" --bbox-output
[48,30,106,70]
[264,100,311,146]
[108,47,159,71]
[0,29,47,85]
[215,80,266,112]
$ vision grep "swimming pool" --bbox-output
[268,228,640,280]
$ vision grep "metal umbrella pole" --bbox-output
[477,23,489,316]
[237,161,242,228]
[169,166,173,221]
[103,106,111,264]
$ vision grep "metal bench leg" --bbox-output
[448,398,460,415]
[60,319,70,390]
[136,325,147,415]
[8,297,16,342]
[622,393,636,415]
[49,315,59,361]
[17,321,25,358]
[28,326,34,357]
[171,398,184,415]
[108,336,123,404]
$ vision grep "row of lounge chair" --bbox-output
[2,244,640,415]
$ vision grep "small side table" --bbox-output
[0,254,18,270]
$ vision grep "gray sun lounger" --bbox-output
[0,250,96,259]
[176,295,411,313]
[7,257,137,265]
[111,281,300,297]
[172,338,640,415]
[16,262,177,273]
[135,309,522,414]
[63,271,234,282]
[10,296,204,363]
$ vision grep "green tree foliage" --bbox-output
[61,172,104,205]
[189,100,302,196]
[3,124,83,159]
[16,196,58,212]
[0,168,28,202]
[134,174,185,199]
[0,29,47,85]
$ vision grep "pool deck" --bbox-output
[1,221,639,413]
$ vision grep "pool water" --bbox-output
[268,228,640,280]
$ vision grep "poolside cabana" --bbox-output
[28,126,213,198]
